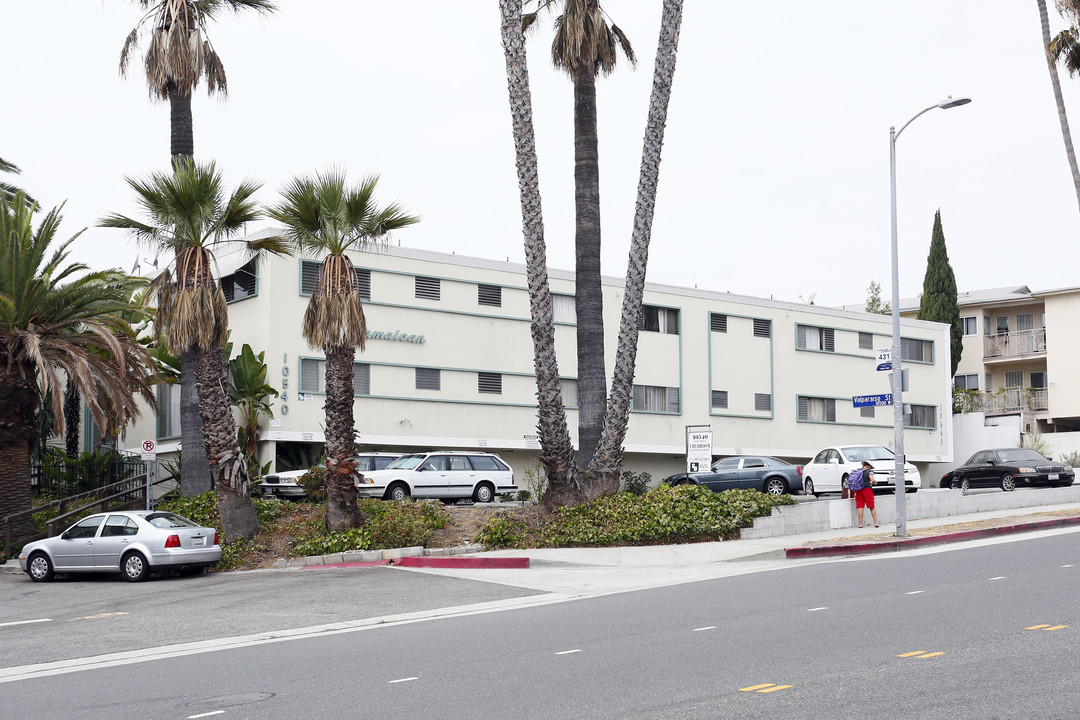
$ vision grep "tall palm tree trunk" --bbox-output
[500,0,578,505]
[0,367,37,538]
[194,343,258,540]
[573,63,607,474]
[1039,0,1080,212]
[324,345,361,530]
[168,81,195,167]
[591,0,684,488]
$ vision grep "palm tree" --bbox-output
[0,193,157,538]
[500,0,579,505]
[524,1,635,473]
[120,0,276,497]
[100,159,287,541]
[269,170,419,531]
[1040,0,1080,212]
[0,157,34,206]
[120,0,275,165]
[589,0,684,490]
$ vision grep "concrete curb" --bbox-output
[784,515,1080,559]
[393,556,530,569]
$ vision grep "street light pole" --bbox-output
[889,95,970,538]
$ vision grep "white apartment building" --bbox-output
[902,285,1080,435]
[124,237,954,484]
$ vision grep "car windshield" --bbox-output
[145,512,200,528]
[384,455,425,470]
[998,449,1047,464]
[843,446,894,463]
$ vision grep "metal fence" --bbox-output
[31,455,149,498]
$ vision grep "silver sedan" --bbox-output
[18,510,221,582]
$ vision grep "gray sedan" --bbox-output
[18,510,221,582]
[664,456,804,495]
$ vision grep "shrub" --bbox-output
[358,498,447,549]
[297,466,327,502]
[475,514,530,549]
[158,492,286,542]
[292,528,371,557]
[621,470,652,496]
[1059,451,1080,467]
[516,489,533,503]
[522,460,547,504]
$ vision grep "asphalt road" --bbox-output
[2,529,1078,719]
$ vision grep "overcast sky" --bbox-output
[5,1,1080,308]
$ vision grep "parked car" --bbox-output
[18,510,221,583]
[941,448,1074,492]
[261,452,401,498]
[802,445,920,496]
[356,451,517,502]
[663,456,803,496]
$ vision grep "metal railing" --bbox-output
[984,329,1046,359]
[955,387,1049,415]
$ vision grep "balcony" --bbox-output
[983,329,1046,360]
[954,387,1049,415]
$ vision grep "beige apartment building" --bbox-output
[901,285,1080,435]
[123,236,954,484]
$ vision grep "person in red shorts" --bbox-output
[851,461,879,528]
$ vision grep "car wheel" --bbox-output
[473,482,495,503]
[1001,474,1016,492]
[960,477,970,492]
[764,477,787,496]
[385,483,411,502]
[804,478,816,497]
[122,551,150,582]
[27,552,54,583]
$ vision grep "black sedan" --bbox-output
[940,448,1075,492]
[664,456,803,496]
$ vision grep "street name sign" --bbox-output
[853,393,893,407]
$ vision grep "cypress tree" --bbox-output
[917,210,962,375]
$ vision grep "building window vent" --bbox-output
[753,319,771,338]
[478,372,502,394]
[477,284,502,307]
[300,260,370,300]
[754,393,772,412]
[860,405,875,418]
[416,367,441,391]
[353,363,371,396]
[710,313,728,333]
[858,332,873,350]
[221,259,257,303]
[711,390,729,409]
[415,276,441,301]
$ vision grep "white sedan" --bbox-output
[802,445,920,496]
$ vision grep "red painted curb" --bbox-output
[393,556,530,569]
[785,515,1080,559]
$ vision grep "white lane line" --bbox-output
[389,677,418,684]
[555,649,581,655]
[906,591,925,595]
[188,712,225,719]
[1063,565,1075,568]
[692,626,716,632]
[990,576,1006,580]
[0,619,52,628]
[807,607,828,612]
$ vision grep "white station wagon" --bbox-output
[356,451,517,503]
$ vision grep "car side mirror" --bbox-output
[828,459,839,465]
[60,531,70,540]
[987,459,996,465]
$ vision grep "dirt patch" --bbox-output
[802,509,1080,547]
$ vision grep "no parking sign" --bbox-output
[140,439,156,461]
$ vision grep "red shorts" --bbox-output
[854,487,875,509]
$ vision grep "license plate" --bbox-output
[192,537,205,546]
[1050,474,1059,480]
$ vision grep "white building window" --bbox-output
[797,325,834,352]
[552,294,576,324]
[954,374,978,390]
[632,385,680,413]
[157,383,181,439]
[300,358,370,395]
[640,305,679,335]
[901,337,933,363]
[1004,370,1023,388]
[221,259,257,302]
[560,378,578,407]
[798,396,836,422]
[416,367,441,391]
[904,404,936,429]
[1030,372,1047,389]
[960,316,977,336]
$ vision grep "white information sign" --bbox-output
[876,348,892,372]
[685,426,713,473]
[140,439,156,461]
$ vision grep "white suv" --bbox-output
[357,451,517,503]
[261,452,401,499]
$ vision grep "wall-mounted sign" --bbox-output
[367,330,426,344]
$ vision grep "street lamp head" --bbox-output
[937,96,972,109]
